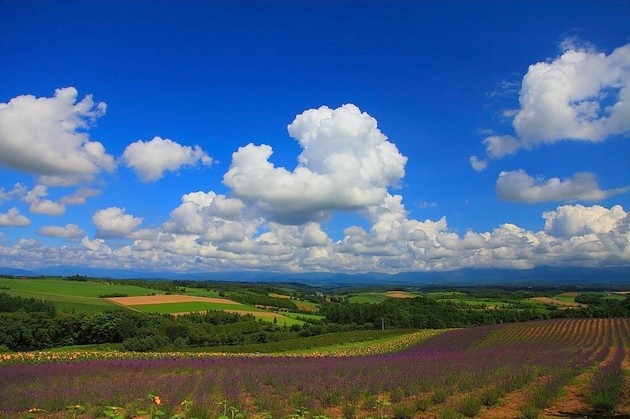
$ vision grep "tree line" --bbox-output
[1,290,627,352]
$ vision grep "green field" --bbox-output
[180,287,222,298]
[285,312,324,321]
[553,292,579,302]
[347,293,389,304]
[0,278,157,312]
[425,291,467,298]
[555,291,627,302]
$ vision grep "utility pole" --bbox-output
[381,317,384,331]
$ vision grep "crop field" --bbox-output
[347,291,419,304]
[268,293,291,299]
[293,300,319,312]
[530,296,586,308]
[1,318,627,418]
[0,278,158,312]
[106,294,303,325]
[267,292,320,312]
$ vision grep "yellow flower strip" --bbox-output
[0,329,445,365]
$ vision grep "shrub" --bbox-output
[439,409,463,419]
[414,397,430,412]
[480,387,503,406]
[431,388,450,404]
[588,368,623,415]
[342,404,356,419]
[392,402,414,419]
[520,404,540,419]
[458,396,481,417]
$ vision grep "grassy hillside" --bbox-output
[0,278,158,312]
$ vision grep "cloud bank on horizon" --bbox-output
[0,3,628,276]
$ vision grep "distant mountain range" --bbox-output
[1,265,629,289]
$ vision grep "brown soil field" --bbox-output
[268,292,291,299]
[530,296,586,307]
[225,309,284,318]
[106,295,241,306]
[294,300,319,312]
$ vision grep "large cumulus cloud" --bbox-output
[543,204,627,237]
[224,104,407,224]
[480,42,630,159]
[0,87,116,183]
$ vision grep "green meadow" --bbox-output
[179,287,222,298]
[347,293,389,304]
[0,277,157,312]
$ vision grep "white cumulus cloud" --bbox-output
[38,224,85,239]
[483,42,630,158]
[497,170,629,203]
[122,136,213,182]
[24,185,65,215]
[543,204,627,237]
[0,87,116,183]
[224,104,407,224]
[93,207,143,238]
[164,191,249,235]
[469,155,488,171]
[0,208,31,227]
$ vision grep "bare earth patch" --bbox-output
[106,295,241,306]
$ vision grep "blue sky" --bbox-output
[0,1,629,274]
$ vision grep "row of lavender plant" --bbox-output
[586,325,627,416]
[1,318,626,418]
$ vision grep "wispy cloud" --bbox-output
[497,170,629,203]
[38,224,85,240]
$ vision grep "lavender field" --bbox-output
[1,318,628,418]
